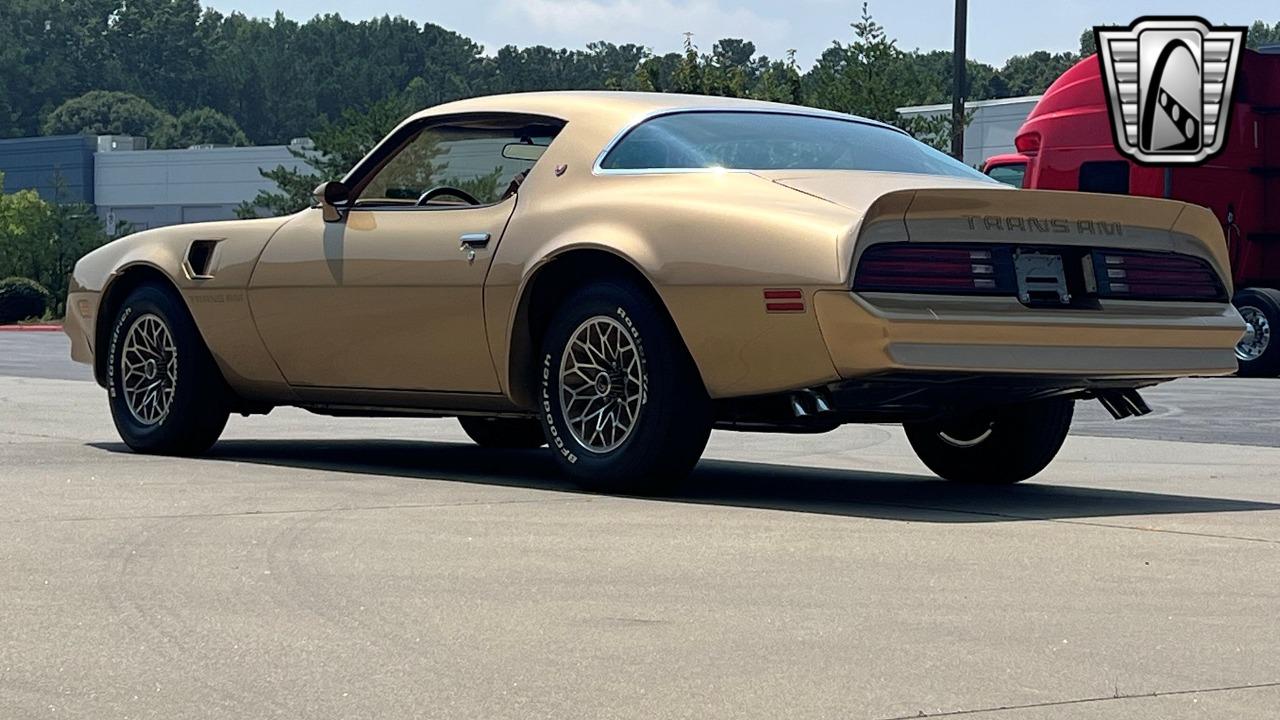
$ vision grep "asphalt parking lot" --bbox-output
[2,333,1278,719]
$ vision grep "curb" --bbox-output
[0,325,63,332]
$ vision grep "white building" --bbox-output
[897,95,1040,167]
[94,138,313,232]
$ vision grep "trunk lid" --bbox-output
[760,171,1232,289]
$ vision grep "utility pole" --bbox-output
[951,0,968,161]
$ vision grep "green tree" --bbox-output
[626,34,798,102]
[903,51,1003,102]
[42,90,176,144]
[997,50,1079,96]
[0,172,109,312]
[1,0,125,137]
[804,4,925,123]
[899,111,973,153]
[632,52,685,93]
[752,51,803,104]
[802,3,965,150]
[0,82,17,138]
[107,0,207,110]
[0,277,53,324]
[0,174,55,286]
[1080,29,1097,56]
[45,199,109,312]
[239,94,413,217]
[587,42,651,89]
[1247,21,1280,49]
[162,107,250,148]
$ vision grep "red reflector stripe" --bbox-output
[859,260,985,275]
[763,289,803,300]
[856,275,988,290]
[1118,269,1217,283]
[765,302,805,313]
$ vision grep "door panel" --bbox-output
[248,200,515,392]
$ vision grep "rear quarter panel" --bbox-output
[488,170,859,400]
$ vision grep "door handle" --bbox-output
[459,232,490,249]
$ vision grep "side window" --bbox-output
[356,119,561,207]
[1078,161,1130,194]
[986,163,1026,188]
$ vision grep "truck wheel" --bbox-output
[1233,288,1280,377]
[537,279,712,494]
[457,416,546,448]
[106,284,230,455]
[904,398,1074,484]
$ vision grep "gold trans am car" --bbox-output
[66,92,1244,492]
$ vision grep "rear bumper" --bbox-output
[814,290,1244,379]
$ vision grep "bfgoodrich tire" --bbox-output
[457,416,546,448]
[904,398,1074,484]
[106,284,230,455]
[537,280,712,494]
[1232,287,1280,377]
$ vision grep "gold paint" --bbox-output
[64,92,1243,414]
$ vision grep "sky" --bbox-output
[202,0,1272,67]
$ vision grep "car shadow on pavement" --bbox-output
[92,438,1280,524]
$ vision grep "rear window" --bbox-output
[599,111,992,181]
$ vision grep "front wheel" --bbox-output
[1233,287,1280,377]
[904,398,1074,484]
[106,284,230,455]
[537,280,712,494]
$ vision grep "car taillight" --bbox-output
[853,244,1016,295]
[1091,250,1225,301]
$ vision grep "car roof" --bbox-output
[405,91,897,134]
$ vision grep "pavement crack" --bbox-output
[853,500,1280,545]
[1033,516,1280,545]
[2,430,90,443]
[877,680,1280,719]
[1,495,594,524]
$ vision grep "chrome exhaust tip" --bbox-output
[1096,388,1152,420]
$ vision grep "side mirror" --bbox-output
[312,180,349,223]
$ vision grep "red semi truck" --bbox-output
[983,49,1280,375]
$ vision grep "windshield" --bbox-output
[599,111,993,181]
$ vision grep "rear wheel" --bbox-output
[106,284,230,455]
[904,398,1074,484]
[536,280,711,494]
[1233,287,1280,377]
[457,416,546,448]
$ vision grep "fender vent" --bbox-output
[186,240,219,279]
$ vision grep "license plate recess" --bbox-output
[1014,251,1071,305]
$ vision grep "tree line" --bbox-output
[15,1,1276,148]
[4,1,1278,147]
